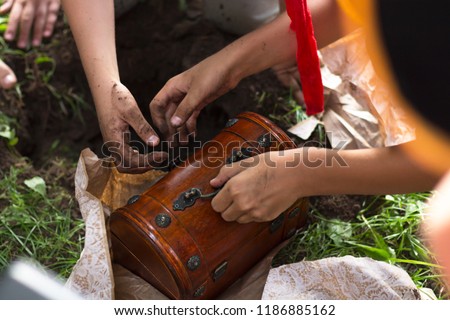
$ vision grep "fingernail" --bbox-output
[147,135,159,146]
[32,39,40,47]
[171,116,182,127]
[4,33,12,41]
[3,75,16,87]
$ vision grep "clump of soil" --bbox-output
[2,0,372,220]
[0,20,101,168]
[1,0,369,238]
[311,195,372,221]
[114,0,286,143]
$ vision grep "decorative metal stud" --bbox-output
[155,214,171,228]
[288,207,300,219]
[193,286,205,297]
[187,255,201,271]
[258,133,272,148]
[225,118,238,128]
[127,195,140,205]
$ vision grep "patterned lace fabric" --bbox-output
[66,149,430,300]
[262,256,425,300]
[65,149,165,299]
[64,149,115,299]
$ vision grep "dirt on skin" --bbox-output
[114,0,287,143]
[116,0,374,230]
[0,0,367,250]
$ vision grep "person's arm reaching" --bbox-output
[61,0,166,173]
[209,143,440,223]
[150,0,348,141]
[150,12,296,142]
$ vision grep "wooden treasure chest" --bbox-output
[110,112,309,299]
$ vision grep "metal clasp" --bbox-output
[225,147,255,164]
[212,261,228,282]
[173,188,221,211]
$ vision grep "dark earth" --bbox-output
[0,0,369,262]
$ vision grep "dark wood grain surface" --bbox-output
[110,112,309,299]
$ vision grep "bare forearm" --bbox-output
[308,0,349,48]
[210,142,438,223]
[223,1,348,86]
[61,0,118,107]
[224,12,296,84]
[281,145,440,197]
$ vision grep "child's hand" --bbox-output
[210,151,303,223]
[150,52,238,143]
[1,0,60,48]
[0,59,17,89]
[98,82,167,173]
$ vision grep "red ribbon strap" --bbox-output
[285,0,324,115]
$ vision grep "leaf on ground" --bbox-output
[24,176,47,197]
[348,242,395,262]
[328,219,352,245]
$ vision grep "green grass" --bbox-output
[0,111,19,146]
[268,88,309,125]
[1,14,88,280]
[0,164,84,279]
[0,9,446,299]
[1,22,89,122]
[274,193,447,299]
[264,93,447,299]
[265,88,327,144]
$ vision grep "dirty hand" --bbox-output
[0,59,17,89]
[210,152,302,224]
[150,55,237,144]
[99,82,167,173]
[0,0,60,48]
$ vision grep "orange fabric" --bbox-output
[338,0,450,174]
[337,0,365,26]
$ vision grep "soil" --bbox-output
[114,0,288,143]
[1,0,366,250]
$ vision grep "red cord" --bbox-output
[285,0,324,115]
